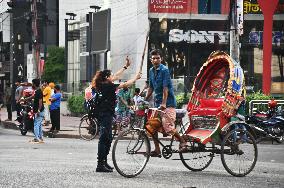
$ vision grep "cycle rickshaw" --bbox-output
[112,51,258,178]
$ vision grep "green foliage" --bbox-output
[67,94,86,115]
[245,91,272,113]
[42,46,65,83]
[176,93,191,109]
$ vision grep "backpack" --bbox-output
[85,88,102,117]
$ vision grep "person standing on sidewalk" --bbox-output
[30,79,45,143]
[42,81,52,126]
[93,56,141,173]
[49,85,62,133]
[4,83,12,121]
[14,81,23,118]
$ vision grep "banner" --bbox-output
[244,0,284,14]
[149,0,189,14]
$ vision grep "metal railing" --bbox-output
[249,100,284,115]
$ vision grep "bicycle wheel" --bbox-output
[79,116,98,141]
[112,129,150,178]
[179,143,214,171]
[221,129,258,177]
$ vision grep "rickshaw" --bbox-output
[112,51,258,178]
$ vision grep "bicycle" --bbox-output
[112,107,189,178]
[79,114,99,141]
[79,109,145,141]
[111,109,145,138]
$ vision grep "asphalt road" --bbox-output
[0,127,284,188]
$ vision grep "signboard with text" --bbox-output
[149,0,189,14]
[244,0,284,14]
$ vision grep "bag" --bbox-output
[84,86,92,100]
[85,88,102,117]
[146,118,162,136]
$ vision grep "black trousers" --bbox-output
[6,103,12,120]
[50,108,60,131]
[16,102,21,117]
[97,112,113,162]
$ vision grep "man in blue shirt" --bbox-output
[146,49,187,157]
[49,85,62,133]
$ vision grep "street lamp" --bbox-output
[87,6,101,81]
[64,12,76,91]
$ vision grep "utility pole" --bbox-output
[31,0,40,78]
[230,0,243,63]
[65,12,76,91]
[258,0,279,95]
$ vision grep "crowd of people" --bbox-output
[1,79,62,144]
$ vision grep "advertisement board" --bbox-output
[149,0,190,14]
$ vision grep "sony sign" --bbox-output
[169,29,229,44]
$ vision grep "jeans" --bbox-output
[97,112,113,161]
[44,104,50,122]
[34,111,45,140]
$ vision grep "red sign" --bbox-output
[149,0,189,14]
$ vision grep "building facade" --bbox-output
[0,0,59,86]
[62,0,283,94]
[147,0,284,94]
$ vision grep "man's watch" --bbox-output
[123,66,128,70]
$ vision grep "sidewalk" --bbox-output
[0,101,188,140]
[0,101,82,139]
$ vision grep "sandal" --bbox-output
[179,142,189,153]
[150,151,162,158]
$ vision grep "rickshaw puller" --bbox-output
[145,49,188,157]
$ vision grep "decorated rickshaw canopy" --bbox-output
[191,51,245,98]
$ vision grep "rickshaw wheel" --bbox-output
[221,129,258,177]
[179,143,214,171]
[112,129,150,178]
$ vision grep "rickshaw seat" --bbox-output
[187,98,225,144]
[189,98,224,116]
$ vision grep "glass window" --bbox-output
[198,0,221,14]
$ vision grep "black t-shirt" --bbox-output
[33,88,44,112]
[97,82,117,114]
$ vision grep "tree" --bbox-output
[42,46,65,83]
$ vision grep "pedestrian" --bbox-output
[42,81,52,126]
[30,79,45,143]
[93,56,141,173]
[116,85,132,132]
[132,88,143,110]
[49,85,62,133]
[49,82,55,96]
[145,49,187,157]
[14,81,24,119]
[4,83,12,121]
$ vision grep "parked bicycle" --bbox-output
[79,96,99,141]
[79,104,148,141]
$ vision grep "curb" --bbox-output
[0,121,81,139]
